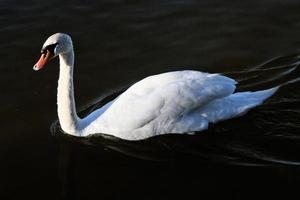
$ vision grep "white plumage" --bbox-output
[80,71,277,140]
[34,33,278,141]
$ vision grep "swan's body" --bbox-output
[34,33,278,141]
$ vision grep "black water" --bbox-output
[1,0,300,199]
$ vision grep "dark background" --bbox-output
[1,0,300,199]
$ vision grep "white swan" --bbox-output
[33,33,278,140]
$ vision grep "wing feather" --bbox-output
[93,71,236,131]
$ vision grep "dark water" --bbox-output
[1,0,300,199]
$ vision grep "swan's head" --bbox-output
[33,33,73,71]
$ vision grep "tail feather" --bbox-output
[199,87,279,124]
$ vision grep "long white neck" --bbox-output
[57,50,81,135]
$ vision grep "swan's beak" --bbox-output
[33,50,54,71]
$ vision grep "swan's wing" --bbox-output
[95,70,236,129]
[82,70,236,139]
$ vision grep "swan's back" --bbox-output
[80,71,244,140]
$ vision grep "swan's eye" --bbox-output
[41,43,58,54]
[34,42,59,71]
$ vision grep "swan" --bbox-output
[33,33,278,141]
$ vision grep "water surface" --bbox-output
[1,0,300,199]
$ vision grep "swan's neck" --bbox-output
[57,50,81,135]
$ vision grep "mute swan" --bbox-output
[33,33,278,141]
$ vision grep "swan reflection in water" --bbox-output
[50,53,300,165]
[32,32,300,198]
[49,52,300,199]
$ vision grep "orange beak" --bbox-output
[33,50,54,71]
